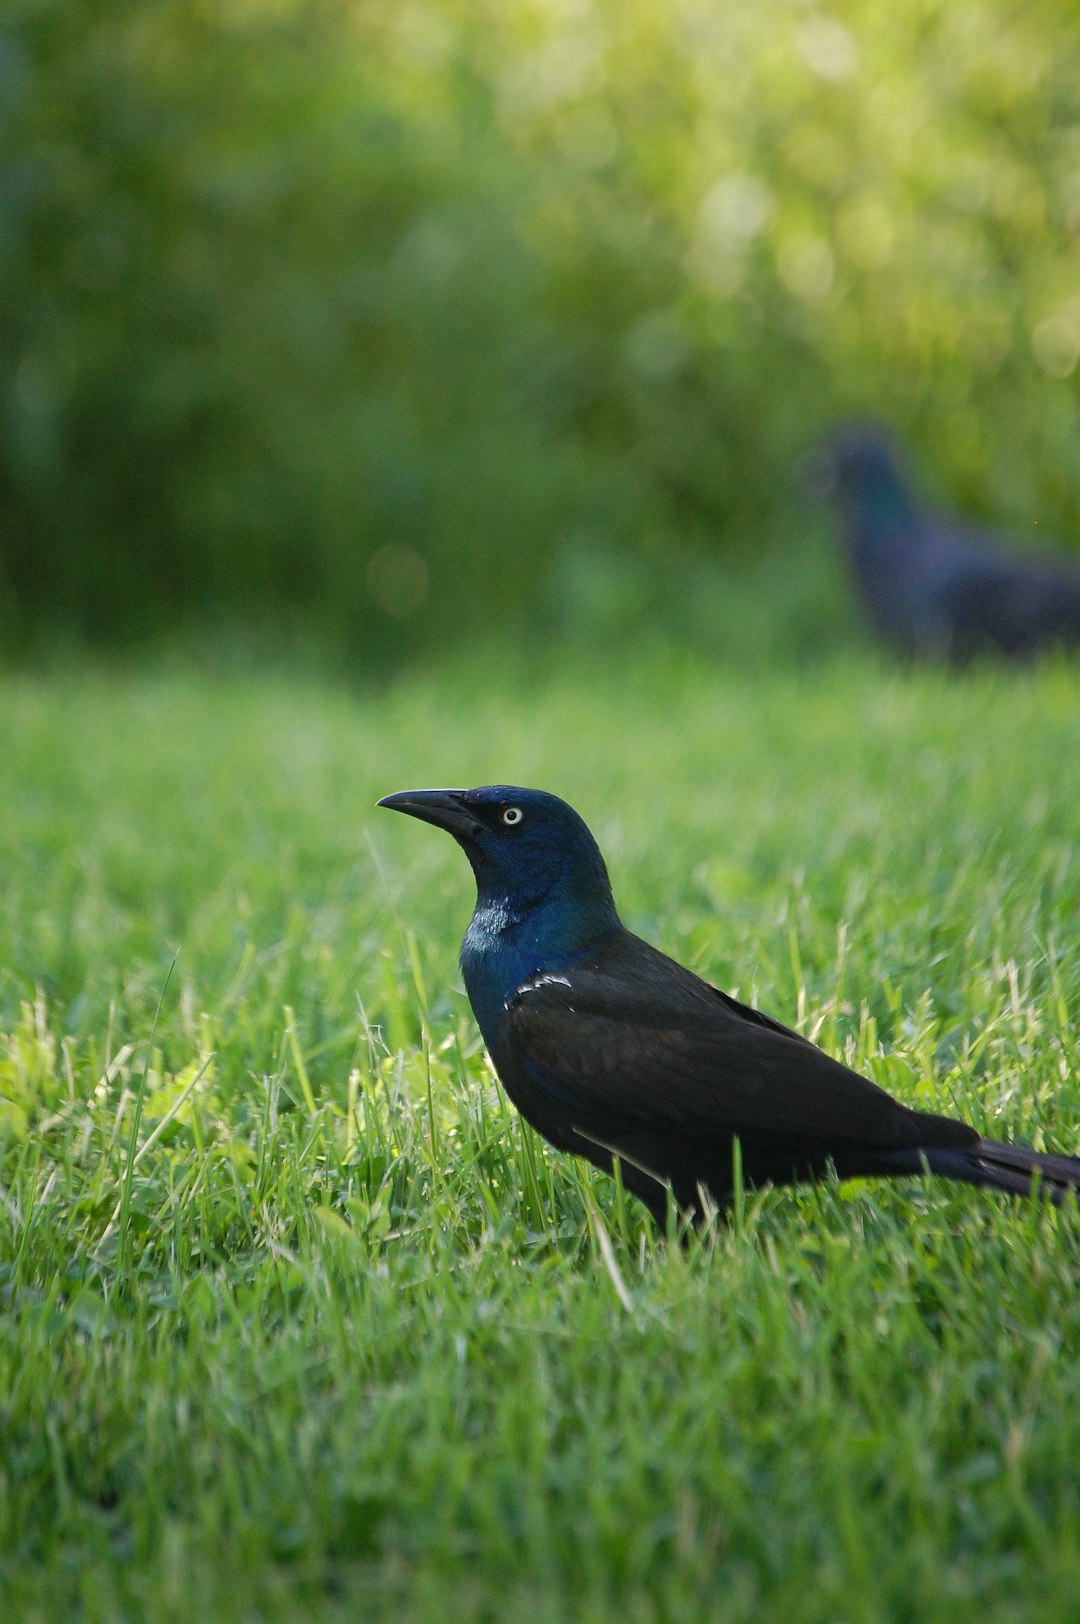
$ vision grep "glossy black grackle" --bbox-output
[814,425,1080,660]
[379,785,1080,1223]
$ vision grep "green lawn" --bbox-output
[2,653,1080,1622]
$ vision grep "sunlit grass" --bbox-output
[1,652,1080,1621]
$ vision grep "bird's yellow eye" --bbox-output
[502,806,524,826]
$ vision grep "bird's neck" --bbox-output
[460,887,617,1045]
[848,475,916,543]
[845,480,923,610]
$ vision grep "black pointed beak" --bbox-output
[377,788,482,841]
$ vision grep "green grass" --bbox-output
[2,651,1080,1622]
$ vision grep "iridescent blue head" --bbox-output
[379,785,621,1043]
[378,785,619,928]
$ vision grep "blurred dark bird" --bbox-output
[379,785,1080,1223]
[812,425,1080,660]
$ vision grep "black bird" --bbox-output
[814,425,1080,660]
[379,785,1080,1223]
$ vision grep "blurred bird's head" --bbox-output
[801,423,911,514]
[378,785,618,920]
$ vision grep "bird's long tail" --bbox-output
[922,1138,1080,1204]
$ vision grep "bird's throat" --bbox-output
[460,892,613,1047]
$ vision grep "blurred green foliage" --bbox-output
[3,0,1080,660]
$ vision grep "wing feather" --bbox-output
[500,932,969,1157]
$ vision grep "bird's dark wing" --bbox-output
[938,556,1080,654]
[501,932,973,1168]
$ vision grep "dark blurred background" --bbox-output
[3,0,1080,667]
